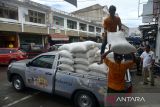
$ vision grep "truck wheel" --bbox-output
[74,91,97,107]
[12,75,25,91]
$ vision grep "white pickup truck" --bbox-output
[7,51,132,107]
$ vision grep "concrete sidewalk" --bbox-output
[128,71,160,107]
[131,71,160,93]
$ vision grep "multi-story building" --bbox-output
[72,4,109,24]
[0,0,51,49]
[0,0,103,51]
[50,8,103,45]
[72,4,129,37]
[140,0,159,62]
[153,0,160,63]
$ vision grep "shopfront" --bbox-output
[139,24,158,50]
[49,34,69,46]
[0,31,18,48]
[18,33,48,58]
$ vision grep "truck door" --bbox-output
[25,55,56,93]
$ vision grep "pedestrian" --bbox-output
[102,45,136,93]
[100,5,122,63]
[137,41,146,54]
[8,42,14,48]
[140,45,155,86]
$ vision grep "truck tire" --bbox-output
[74,91,97,107]
[12,75,25,91]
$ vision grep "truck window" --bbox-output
[31,55,55,69]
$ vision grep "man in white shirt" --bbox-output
[140,45,155,86]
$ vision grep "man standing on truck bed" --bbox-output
[102,45,136,93]
[100,5,122,63]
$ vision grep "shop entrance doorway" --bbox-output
[0,32,18,48]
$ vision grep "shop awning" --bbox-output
[139,24,158,32]
[50,34,69,41]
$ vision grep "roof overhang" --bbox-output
[139,24,158,31]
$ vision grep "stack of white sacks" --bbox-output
[57,41,108,77]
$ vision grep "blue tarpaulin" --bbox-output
[126,37,141,44]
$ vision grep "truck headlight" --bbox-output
[8,64,12,70]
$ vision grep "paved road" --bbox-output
[0,66,72,107]
[1,66,160,107]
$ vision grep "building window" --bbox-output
[79,23,87,31]
[53,16,64,26]
[0,3,18,20]
[26,10,45,24]
[96,27,101,33]
[89,25,95,32]
[67,20,77,29]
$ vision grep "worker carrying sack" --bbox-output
[107,31,137,54]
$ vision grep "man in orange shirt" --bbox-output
[100,5,122,63]
[102,46,136,93]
